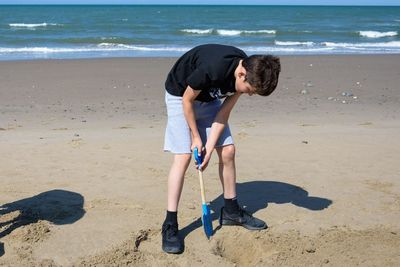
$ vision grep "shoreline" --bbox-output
[1,52,400,62]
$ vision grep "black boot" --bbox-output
[162,222,184,254]
[219,206,267,230]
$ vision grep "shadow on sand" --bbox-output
[0,189,85,257]
[180,181,332,242]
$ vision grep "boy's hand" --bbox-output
[198,148,212,171]
[193,145,210,171]
[191,137,203,158]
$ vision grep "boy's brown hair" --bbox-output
[242,55,281,96]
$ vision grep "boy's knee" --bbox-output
[219,145,235,163]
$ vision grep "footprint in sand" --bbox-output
[102,144,111,150]
[117,125,135,129]
[363,179,399,211]
[363,179,394,195]
[69,138,84,148]
[359,122,373,126]
[2,124,23,130]
[240,121,257,128]
[299,123,318,127]
[147,167,164,177]
[236,131,249,140]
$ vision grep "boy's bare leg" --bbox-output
[163,153,190,254]
[167,153,191,211]
[216,144,267,230]
[216,144,236,199]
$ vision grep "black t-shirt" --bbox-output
[165,44,247,102]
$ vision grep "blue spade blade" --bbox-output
[202,203,213,238]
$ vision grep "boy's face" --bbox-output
[235,74,256,96]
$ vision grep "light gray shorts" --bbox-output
[164,91,234,154]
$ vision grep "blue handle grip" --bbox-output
[194,147,203,166]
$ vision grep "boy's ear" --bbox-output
[238,68,247,80]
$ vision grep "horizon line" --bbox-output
[1,4,400,6]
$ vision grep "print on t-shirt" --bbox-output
[209,87,235,99]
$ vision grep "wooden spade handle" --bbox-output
[198,169,206,205]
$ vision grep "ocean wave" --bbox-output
[217,29,276,36]
[358,31,398,38]
[0,47,80,53]
[1,41,400,57]
[244,46,334,53]
[323,41,400,48]
[97,43,189,51]
[216,30,242,36]
[244,42,400,54]
[100,37,119,40]
[181,29,213,34]
[0,45,333,55]
[180,29,276,36]
[0,45,193,54]
[242,30,276,35]
[8,23,63,30]
[275,41,315,46]
[9,23,62,28]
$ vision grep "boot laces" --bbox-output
[164,223,178,239]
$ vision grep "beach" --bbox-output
[1,55,400,266]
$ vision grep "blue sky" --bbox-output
[2,0,399,5]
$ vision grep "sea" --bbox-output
[0,5,399,60]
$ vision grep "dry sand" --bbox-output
[0,55,400,266]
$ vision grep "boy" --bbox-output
[162,44,281,254]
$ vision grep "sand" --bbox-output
[1,55,400,266]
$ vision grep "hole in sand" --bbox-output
[212,230,278,266]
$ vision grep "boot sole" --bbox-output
[220,219,268,231]
[162,244,184,254]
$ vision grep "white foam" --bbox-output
[96,43,189,51]
[216,29,276,36]
[180,28,276,36]
[9,23,61,28]
[100,37,118,40]
[181,29,213,34]
[358,31,398,38]
[0,44,195,54]
[244,46,335,53]
[323,41,400,48]
[2,42,400,57]
[98,43,118,47]
[242,30,276,35]
[216,30,242,36]
[275,41,315,46]
[0,47,82,53]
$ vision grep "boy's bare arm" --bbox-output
[205,92,241,150]
[182,85,202,152]
[201,92,241,170]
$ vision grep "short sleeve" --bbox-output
[186,68,211,91]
